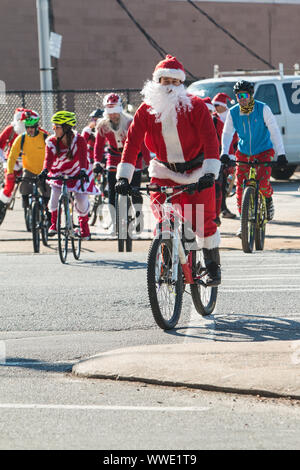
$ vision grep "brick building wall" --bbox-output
[0,0,299,91]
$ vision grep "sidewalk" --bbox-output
[72,340,300,399]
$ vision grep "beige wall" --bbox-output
[1,0,299,90]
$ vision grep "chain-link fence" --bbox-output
[0,89,142,134]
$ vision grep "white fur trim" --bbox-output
[212,100,228,108]
[161,115,185,163]
[0,190,11,204]
[203,229,221,249]
[116,162,135,182]
[153,68,185,83]
[202,158,221,179]
[105,104,123,115]
[206,103,215,111]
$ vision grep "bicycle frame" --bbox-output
[139,184,207,287]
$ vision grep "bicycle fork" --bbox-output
[172,233,194,284]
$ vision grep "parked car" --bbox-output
[187,63,300,179]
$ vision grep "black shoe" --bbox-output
[203,248,221,287]
[222,209,236,219]
[266,197,274,221]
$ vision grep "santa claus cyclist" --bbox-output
[93,93,150,233]
[115,55,221,286]
[38,111,99,240]
[0,107,27,189]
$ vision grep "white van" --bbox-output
[187,64,300,180]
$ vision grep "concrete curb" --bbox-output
[72,341,300,399]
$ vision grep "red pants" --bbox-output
[150,177,217,240]
[236,149,274,214]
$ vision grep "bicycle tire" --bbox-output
[116,194,129,252]
[57,197,69,264]
[147,236,183,330]
[0,204,7,226]
[89,195,101,226]
[24,206,32,232]
[31,201,41,253]
[190,250,218,316]
[41,207,49,247]
[255,193,266,251]
[241,186,256,253]
[71,203,81,260]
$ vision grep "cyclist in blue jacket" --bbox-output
[220,80,287,237]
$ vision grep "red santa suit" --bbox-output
[117,60,221,249]
[81,126,96,164]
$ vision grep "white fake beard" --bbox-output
[217,109,228,123]
[141,80,192,124]
[13,121,25,135]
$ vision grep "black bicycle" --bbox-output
[235,160,278,253]
[89,171,111,228]
[47,175,85,264]
[16,175,50,253]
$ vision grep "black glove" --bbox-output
[197,173,215,191]
[277,154,288,168]
[115,178,131,196]
[38,168,48,181]
[220,154,230,165]
[93,162,103,175]
[79,169,89,183]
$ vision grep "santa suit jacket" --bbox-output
[116,94,220,185]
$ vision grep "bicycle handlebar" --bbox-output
[224,160,278,168]
[46,175,86,192]
[131,181,208,196]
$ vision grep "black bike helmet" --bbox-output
[233,80,254,95]
[89,109,104,119]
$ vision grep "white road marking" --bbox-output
[0,403,210,412]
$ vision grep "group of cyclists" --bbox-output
[0,54,290,288]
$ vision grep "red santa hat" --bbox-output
[212,93,232,108]
[153,54,186,83]
[202,97,215,112]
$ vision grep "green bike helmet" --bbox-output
[23,110,40,127]
[51,111,77,127]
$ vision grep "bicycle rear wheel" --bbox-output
[24,205,32,232]
[71,205,81,260]
[190,250,218,316]
[41,206,49,247]
[31,201,41,253]
[116,194,131,252]
[0,203,7,226]
[57,197,69,264]
[147,236,183,330]
[241,186,256,253]
[255,193,266,251]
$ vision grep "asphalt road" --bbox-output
[0,175,299,450]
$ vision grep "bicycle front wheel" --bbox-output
[147,236,183,330]
[241,186,256,253]
[57,197,69,264]
[190,250,218,316]
[32,201,41,253]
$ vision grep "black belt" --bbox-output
[158,153,204,174]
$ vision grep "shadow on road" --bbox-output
[0,358,73,373]
[168,314,300,342]
[73,259,147,270]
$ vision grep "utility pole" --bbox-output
[36,0,53,131]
